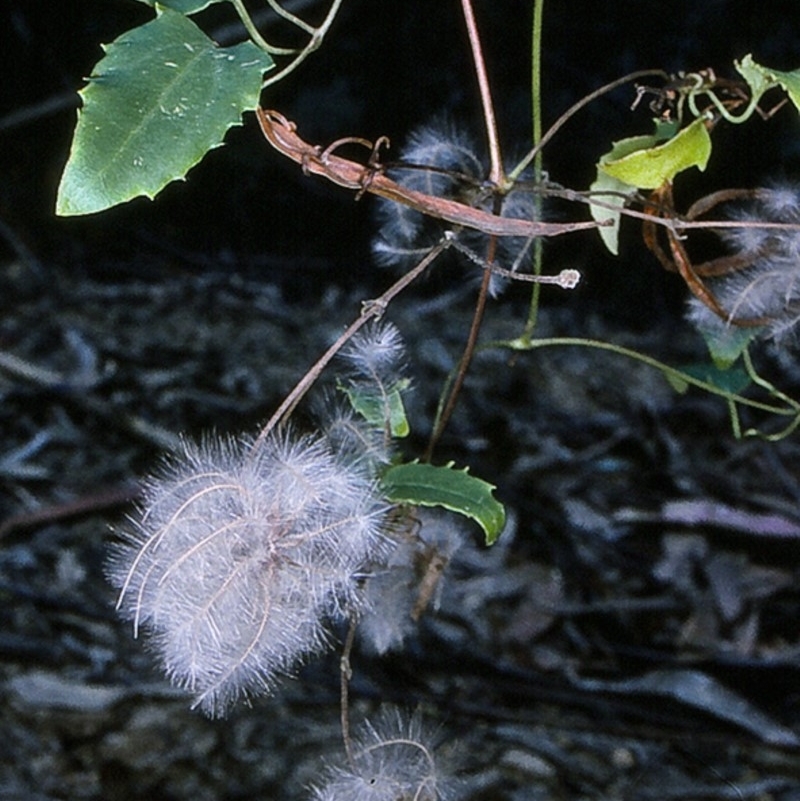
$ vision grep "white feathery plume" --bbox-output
[372,118,544,293]
[107,431,388,716]
[688,183,800,342]
[309,708,451,801]
[359,511,465,656]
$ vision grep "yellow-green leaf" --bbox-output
[590,133,664,254]
[599,117,712,189]
[339,379,411,438]
[737,54,800,113]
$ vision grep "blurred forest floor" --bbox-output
[4,1,800,798]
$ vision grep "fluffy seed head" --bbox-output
[688,183,800,342]
[372,118,543,290]
[310,708,451,801]
[107,431,387,716]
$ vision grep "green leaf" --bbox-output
[665,372,690,395]
[339,379,411,438]
[734,54,779,108]
[737,54,800,114]
[697,322,763,369]
[135,0,222,13]
[681,362,751,394]
[599,116,712,190]
[381,461,506,545]
[56,7,273,216]
[591,133,664,254]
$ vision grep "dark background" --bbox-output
[4,4,800,799]
[4,0,800,309]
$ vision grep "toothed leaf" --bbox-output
[381,461,506,544]
[56,7,273,216]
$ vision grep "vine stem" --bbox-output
[418,0,505,461]
[425,242,496,462]
[339,613,358,769]
[460,0,505,186]
[229,0,294,55]
[253,239,451,448]
[524,0,545,339]
[261,0,347,87]
[507,68,669,182]
[491,335,800,433]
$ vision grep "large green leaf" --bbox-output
[381,461,506,545]
[56,7,273,216]
[599,116,712,190]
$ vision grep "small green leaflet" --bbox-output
[669,362,751,396]
[134,0,221,13]
[598,116,712,190]
[696,322,762,369]
[736,54,800,114]
[381,461,506,545]
[590,133,661,255]
[339,379,411,438]
[56,7,273,216]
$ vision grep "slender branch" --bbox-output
[256,109,602,239]
[508,68,670,182]
[264,0,316,35]
[339,613,358,768]
[254,240,451,447]
[425,254,494,461]
[494,335,800,421]
[262,0,346,87]
[460,0,505,186]
[230,0,295,55]
[523,0,546,341]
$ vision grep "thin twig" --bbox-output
[262,0,346,87]
[425,232,497,461]
[508,68,670,181]
[340,613,358,768]
[229,0,296,55]
[254,239,451,447]
[256,109,602,239]
[460,0,505,186]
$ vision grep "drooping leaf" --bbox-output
[381,461,506,545]
[56,7,273,216]
[599,116,712,190]
[339,379,411,438]
[591,133,666,254]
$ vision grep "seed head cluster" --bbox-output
[372,119,539,293]
[310,709,451,801]
[108,429,388,717]
[688,185,800,342]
